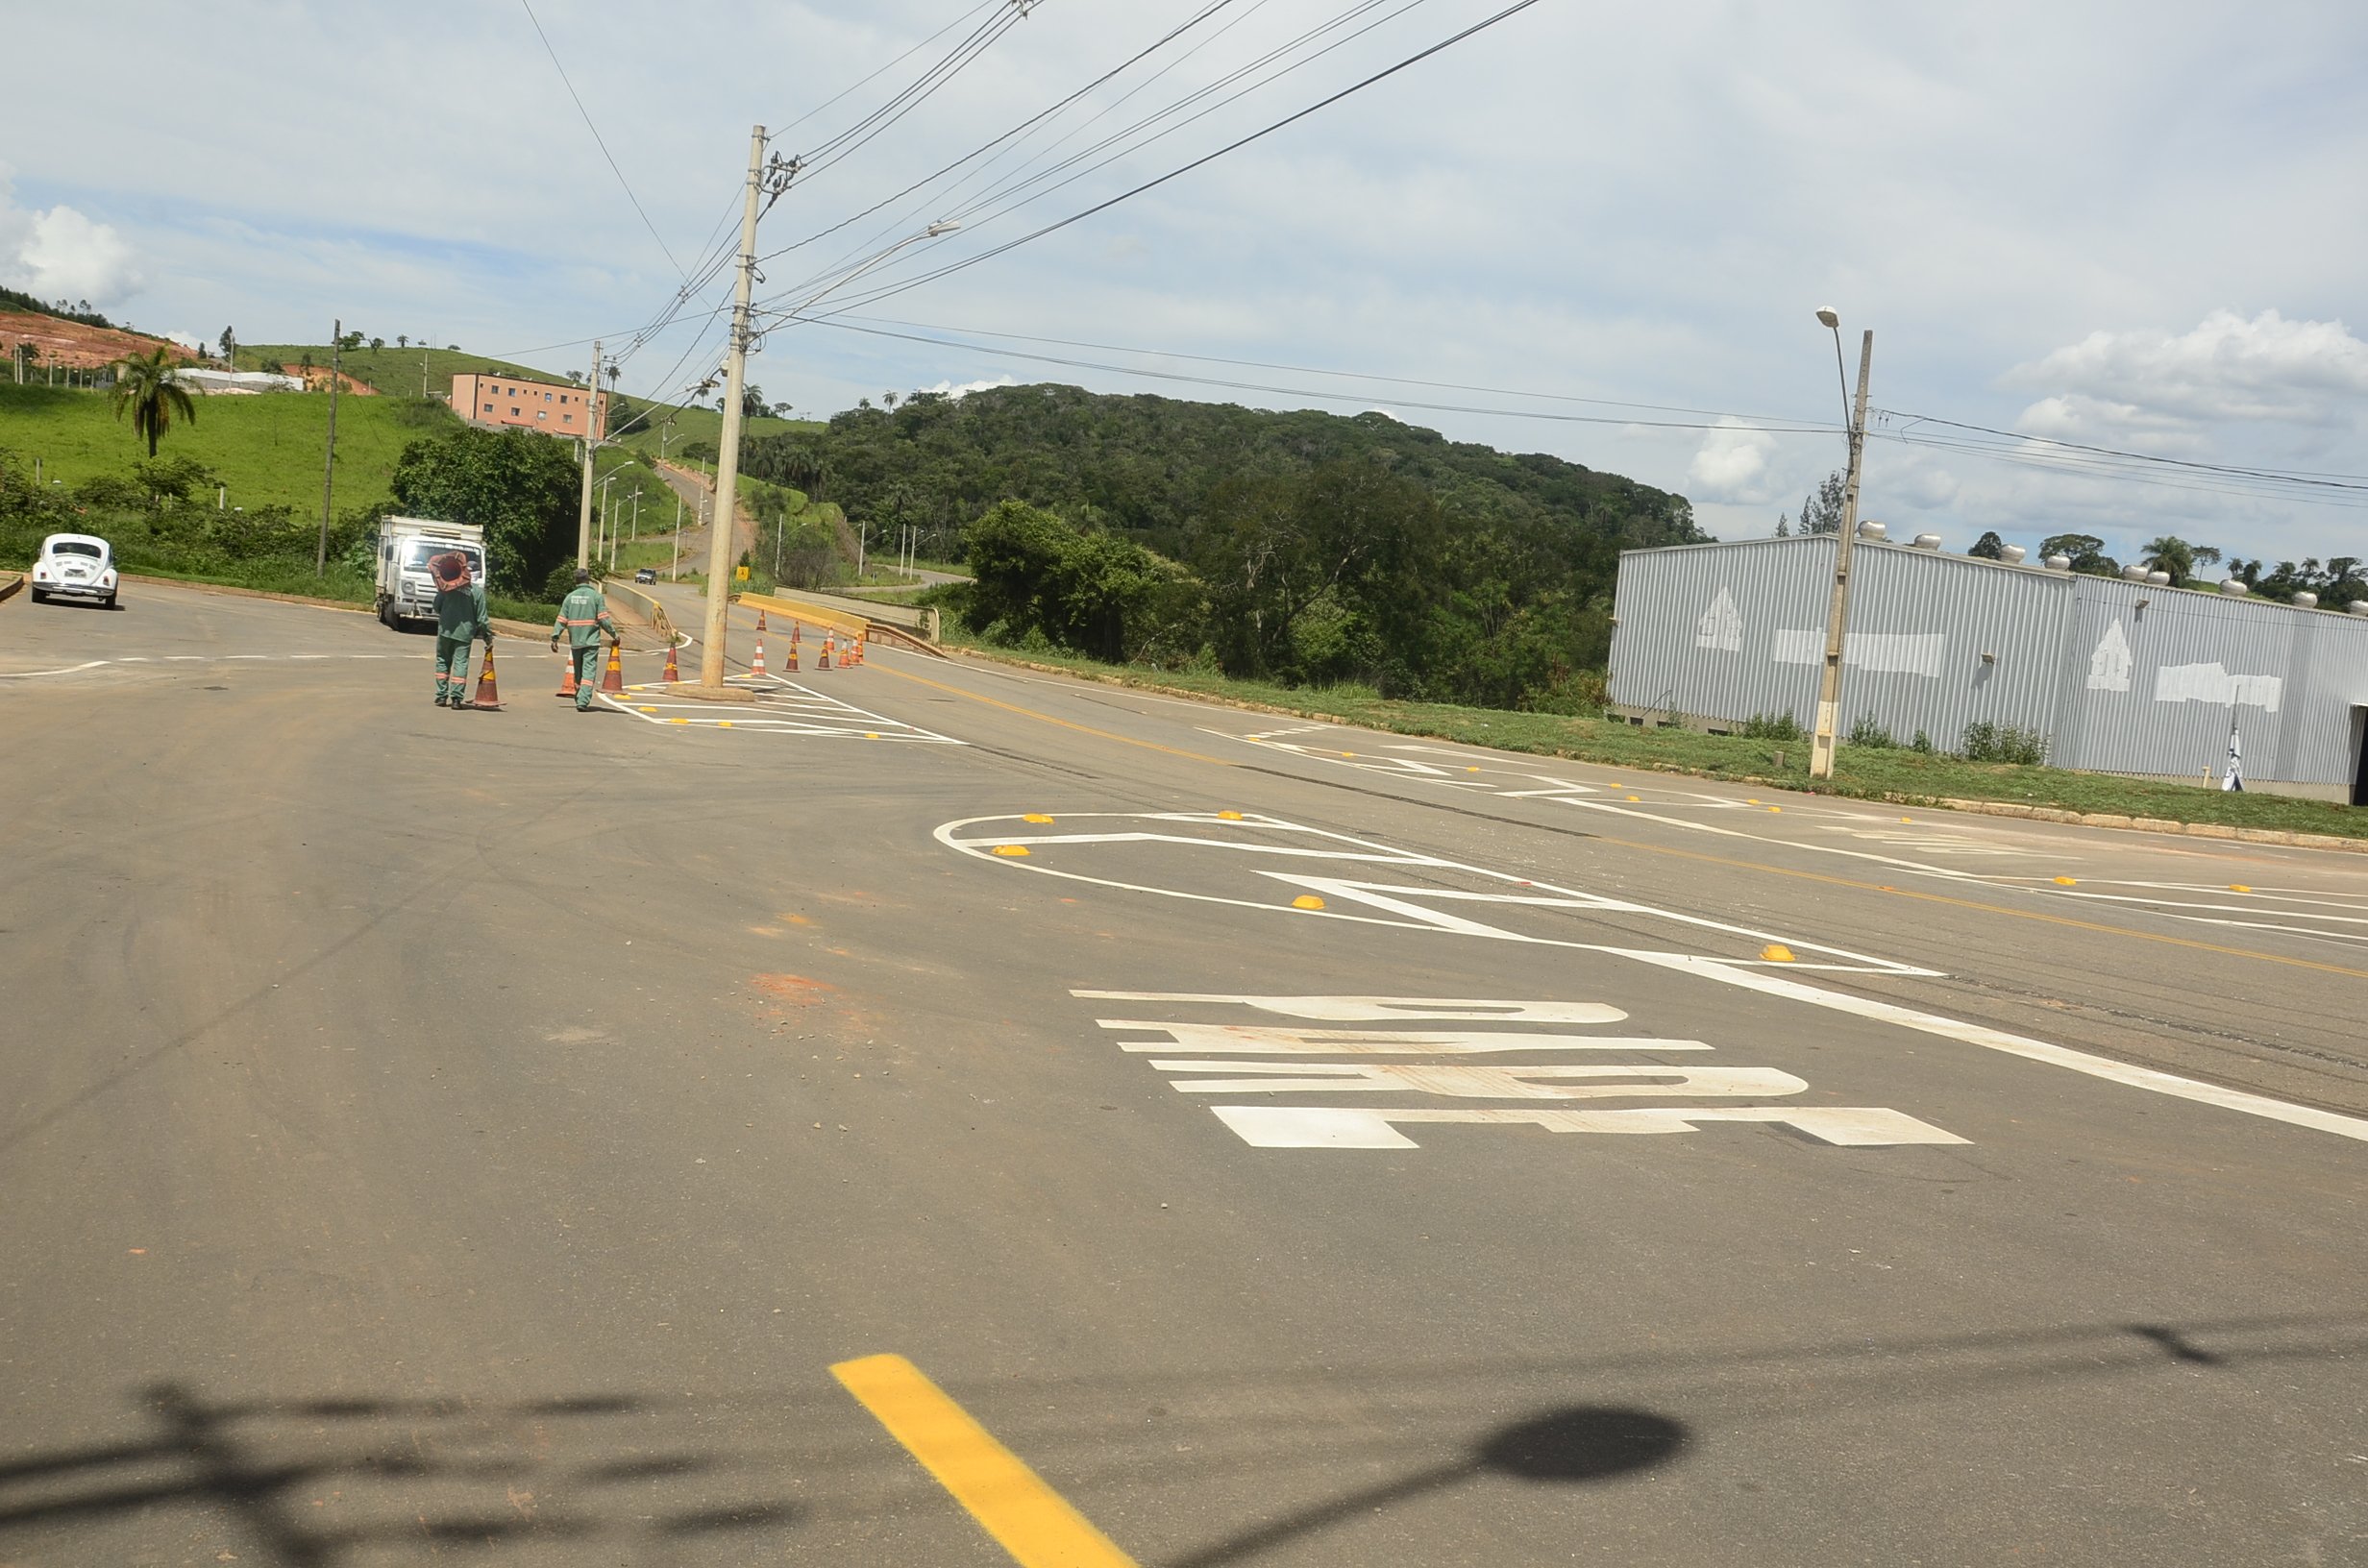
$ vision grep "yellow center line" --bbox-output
[832,1353,1139,1568]
[874,663,1236,767]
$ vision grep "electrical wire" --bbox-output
[518,0,686,280]
[752,0,1248,274]
[1880,410,2368,492]
[771,0,1546,321]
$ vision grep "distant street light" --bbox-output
[1807,307,1874,781]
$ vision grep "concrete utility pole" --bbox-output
[316,318,340,575]
[576,339,602,568]
[1808,319,1874,780]
[691,124,772,698]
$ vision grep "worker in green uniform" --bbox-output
[550,567,621,712]
[430,551,492,708]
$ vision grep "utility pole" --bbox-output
[576,339,601,567]
[692,124,775,698]
[316,318,340,575]
[1808,327,1874,780]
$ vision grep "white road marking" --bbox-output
[946,812,1936,976]
[0,660,112,679]
[1074,993,1630,1023]
[1097,1021,1707,1054]
[1154,1061,1810,1099]
[1616,950,2368,1144]
[1209,1105,1970,1149]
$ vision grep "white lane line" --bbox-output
[0,660,112,679]
[1617,949,2368,1145]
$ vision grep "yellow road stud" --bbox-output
[1291,894,1325,910]
[992,845,1030,857]
[1760,943,1795,962]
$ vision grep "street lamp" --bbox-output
[1807,307,1874,781]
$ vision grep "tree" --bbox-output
[2139,535,2196,583]
[2038,532,2118,576]
[1968,530,2007,560]
[108,345,198,458]
[369,336,384,351]
[396,334,408,350]
[882,390,899,410]
[388,425,581,595]
[1797,470,1847,533]
[218,327,234,361]
[740,383,770,420]
[604,363,621,388]
[1773,512,1791,538]
[771,402,795,419]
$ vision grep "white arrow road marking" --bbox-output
[1209,1106,1971,1149]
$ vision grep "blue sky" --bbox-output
[6,1,2364,566]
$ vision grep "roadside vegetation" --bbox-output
[927,607,2367,841]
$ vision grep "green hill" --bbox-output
[237,342,553,398]
[740,384,1704,707]
[0,380,450,513]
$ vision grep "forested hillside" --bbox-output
[743,385,1704,708]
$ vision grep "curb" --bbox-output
[942,645,2368,857]
[0,573,22,604]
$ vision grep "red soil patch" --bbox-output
[1,311,197,372]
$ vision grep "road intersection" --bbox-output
[4,581,2362,1565]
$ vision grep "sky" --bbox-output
[5,0,2365,567]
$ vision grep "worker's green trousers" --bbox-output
[572,644,603,710]
[434,636,475,705]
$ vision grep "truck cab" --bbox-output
[376,519,487,629]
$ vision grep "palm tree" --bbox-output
[396,334,408,350]
[881,389,899,410]
[109,345,197,458]
[2139,535,2196,584]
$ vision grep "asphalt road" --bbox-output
[4,580,2363,1566]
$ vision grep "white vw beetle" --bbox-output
[29,532,120,609]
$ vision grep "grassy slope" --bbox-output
[611,404,821,455]
[237,343,551,397]
[0,380,436,512]
[938,631,2368,841]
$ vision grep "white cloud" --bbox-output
[1686,417,1782,503]
[0,167,143,306]
[2010,309,2368,427]
[920,374,1019,399]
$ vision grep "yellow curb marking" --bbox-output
[2229,884,2251,893]
[2054,875,2078,886]
[1217,810,1245,821]
[1024,813,1055,823]
[831,1354,1137,1568]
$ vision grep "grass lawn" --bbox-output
[940,631,2368,842]
[0,380,444,513]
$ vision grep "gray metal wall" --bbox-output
[1609,535,2368,787]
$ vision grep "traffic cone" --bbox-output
[756,608,768,634]
[784,633,799,672]
[851,630,864,666]
[600,641,626,695]
[662,641,680,682]
[470,645,503,710]
[555,645,577,698]
[751,637,767,678]
[820,632,834,671]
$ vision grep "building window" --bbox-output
[536,410,547,421]
[510,407,520,417]
[482,403,494,412]
[562,413,574,424]
[545,391,554,401]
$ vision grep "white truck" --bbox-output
[375,517,487,629]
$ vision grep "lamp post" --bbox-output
[1807,306,1873,781]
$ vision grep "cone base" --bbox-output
[669,684,760,703]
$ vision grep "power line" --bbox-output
[772,0,1547,321]
[1879,409,2368,492]
[517,0,685,279]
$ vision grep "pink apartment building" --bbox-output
[451,373,605,441]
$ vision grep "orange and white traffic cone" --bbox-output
[751,637,767,678]
[600,642,627,695]
[784,631,800,672]
[851,630,864,666]
[662,641,680,682]
[756,608,768,634]
[555,645,577,698]
[470,644,503,710]
[820,632,834,671]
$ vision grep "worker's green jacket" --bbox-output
[434,581,489,642]
[553,583,621,649]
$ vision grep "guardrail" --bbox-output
[747,584,938,640]
[602,578,679,644]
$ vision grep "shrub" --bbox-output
[1741,710,1804,740]
[1911,728,1935,753]
[1847,714,1896,748]
[1961,720,2048,765]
